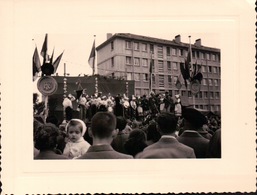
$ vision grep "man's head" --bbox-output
[156,112,178,134]
[182,108,207,130]
[116,116,127,132]
[91,112,117,139]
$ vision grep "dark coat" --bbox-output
[78,145,133,159]
[34,150,68,160]
[177,130,209,158]
[135,136,196,158]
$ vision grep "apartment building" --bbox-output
[96,33,221,113]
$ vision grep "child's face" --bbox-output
[67,126,82,142]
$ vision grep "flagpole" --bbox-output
[189,35,195,108]
[206,59,211,111]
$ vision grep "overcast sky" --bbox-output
[33,32,220,77]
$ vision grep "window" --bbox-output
[204,91,208,98]
[134,73,140,81]
[208,66,212,73]
[196,51,200,58]
[111,57,114,67]
[143,73,148,81]
[215,92,220,99]
[192,51,195,58]
[177,48,183,56]
[172,48,176,55]
[212,54,216,61]
[168,75,172,84]
[182,90,187,96]
[209,79,213,86]
[142,43,147,52]
[172,62,178,70]
[206,53,210,60]
[150,44,154,53]
[134,57,140,66]
[214,79,218,86]
[199,92,203,98]
[126,56,132,64]
[210,92,214,99]
[167,47,170,56]
[167,61,171,71]
[188,91,192,97]
[174,76,178,84]
[158,60,164,72]
[157,46,163,58]
[111,41,114,50]
[159,75,164,88]
[134,42,139,50]
[202,66,206,72]
[200,52,204,59]
[213,67,217,73]
[142,58,148,67]
[126,41,132,49]
[127,73,132,80]
[203,79,207,85]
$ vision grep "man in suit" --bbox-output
[136,112,195,158]
[177,108,210,158]
[78,112,133,159]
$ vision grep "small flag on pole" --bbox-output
[88,40,96,75]
[49,47,55,65]
[40,34,48,62]
[53,51,64,73]
[33,46,41,81]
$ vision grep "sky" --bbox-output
[33,32,220,77]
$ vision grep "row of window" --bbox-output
[124,40,220,61]
[126,73,220,87]
[124,56,220,73]
[195,104,220,112]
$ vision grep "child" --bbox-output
[63,119,91,159]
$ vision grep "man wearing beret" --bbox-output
[136,112,196,158]
[177,108,210,158]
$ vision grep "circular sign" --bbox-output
[37,76,58,96]
[190,79,201,95]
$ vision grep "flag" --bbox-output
[149,56,154,91]
[88,40,96,75]
[49,47,55,64]
[175,76,182,90]
[184,46,191,79]
[52,51,64,73]
[40,34,48,62]
[33,47,41,81]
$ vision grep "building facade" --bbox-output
[96,33,221,113]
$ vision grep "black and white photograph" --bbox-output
[1,0,255,194]
[33,33,221,160]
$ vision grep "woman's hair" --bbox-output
[124,129,147,156]
[34,123,60,150]
[91,112,116,138]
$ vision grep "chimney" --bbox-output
[195,39,201,46]
[175,35,181,43]
[107,33,112,40]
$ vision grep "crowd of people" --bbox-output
[33,91,221,159]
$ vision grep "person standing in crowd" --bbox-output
[136,112,195,158]
[124,129,148,157]
[78,112,133,159]
[62,94,76,122]
[174,94,182,119]
[113,95,124,117]
[148,91,159,117]
[63,119,91,159]
[111,116,130,154]
[78,89,88,123]
[207,128,221,158]
[34,123,68,159]
[177,108,210,158]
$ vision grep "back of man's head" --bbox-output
[156,112,177,134]
[116,116,127,131]
[182,108,207,130]
[91,112,117,139]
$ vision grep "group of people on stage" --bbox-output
[63,90,182,124]
[33,90,221,160]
